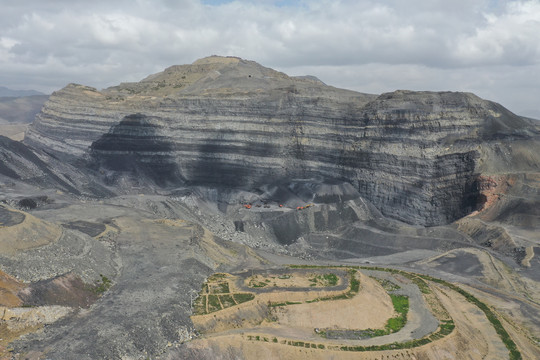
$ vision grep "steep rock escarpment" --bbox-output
[90,113,183,187]
[0,135,112,196]
[24,56,539,226]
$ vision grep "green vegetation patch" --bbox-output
[248,278,269,288]
[417,274,522,360]
[193,272,257,315]
[196,292,255,314]
[391,294,409,315]
[349,269,360,293]
[208,273,227,281]
[220,294,236,309]
[399,273,431,294]
[437,319,455,336]
[233,293,255,304]
[269,301,301,307]
[92,274,112,294]
[304,269,359,304]
[208,266,519,358]
[207,295,222,313]
[308,273,339,287]
[193,295,207,315]
[210,281,230,294]
[324,273,338,285]
[325,294,409,339]
[371,277,401,291]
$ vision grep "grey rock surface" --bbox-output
[23,56,539,226]
[7,197,259,359]
[0,228,118,283]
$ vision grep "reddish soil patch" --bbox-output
[473,174,514,216]
[0,270,24,307]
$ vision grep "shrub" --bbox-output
[93,274,112,294]
[323,273,338,286]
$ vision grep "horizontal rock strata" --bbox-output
[24,56,539,225]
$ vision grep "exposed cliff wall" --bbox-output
[24,84,133,159]
[24,56,539,226]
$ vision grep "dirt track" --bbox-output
[187,274,518,360]
[233,268,349,293]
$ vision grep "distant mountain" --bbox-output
[0,86,45,97]
[0,95,49,124]
[520,110,540,121]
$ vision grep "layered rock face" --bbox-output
[24,56,539,226]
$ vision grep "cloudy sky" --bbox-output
[1,0,539,117]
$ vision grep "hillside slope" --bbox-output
[24,56,539,226]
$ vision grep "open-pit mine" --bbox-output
[1,56,539,359]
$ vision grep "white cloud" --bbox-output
[455,0,540,65]
[0,0,539,117]
[0,37,19,62]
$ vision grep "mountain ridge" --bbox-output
[17,56,540,226]
[0,86,45,98]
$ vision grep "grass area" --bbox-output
[269,301,302,307]
[331,294,408,339]
[247,335,325,350]
[220,294,236,309]
[199,266,520,359]
[249,280,268,288]
[210,282,230,294]
[417,274,522,360]
[208,273,227,281]
[400,273,431,294]
[324,273,338,285]
[254,317,456,352]
[391,294,409,314]
[349,270,360,293]
[234,293,255,304]
[285,268,359,305]
[352,265,520,358]
[371,277,401,291]
[193,291,256,315]
[193,295,206,315]
[207,295,221,313]
[308,273,339,287]
[192,273,256,315]
[387,294,408,332]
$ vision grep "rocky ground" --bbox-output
[0,185,537,359]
